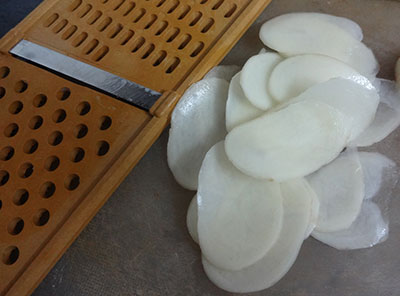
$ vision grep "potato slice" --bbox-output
[350,80,400,147]
[308,150,364,233]
[198,142,283,271]
[204,65,240,82]
[187,194,199,244]
[225,99,350,181]
[305,187,320,239]
[312,202,387,250]
[269,54,360,102]
[259,13,378,76]
[202,178,312,293]
[167,78,229,190]
[240,52,282,110]
[226,72,264,132]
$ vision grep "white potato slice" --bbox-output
[197,142,283,271]
[187,194,199,244]
[167,78,229,190]
[204,65,241,82]
[259,13,378,76]
[308,150,364,233]
[202,178,312,293]
[350,79,400,147]
[305,187,320,239]
[240,52,282,110]
[258,48,268,54]
[269,54,360,102]
[226,72,264,132]
[358,152,396,200]
[225,100,350,181]
[312,202,388,250]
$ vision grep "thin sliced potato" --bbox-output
[198,142,283,271]
[204,65,241,82]
[187,194,199,244]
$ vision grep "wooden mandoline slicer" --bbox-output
[0,0,271,295]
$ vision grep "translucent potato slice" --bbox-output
[204,65,241,82]
[187,194,199,244]
[198,142,283,271]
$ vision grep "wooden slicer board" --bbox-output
[0,0,271,295]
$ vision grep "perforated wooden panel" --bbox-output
[25,0,250,93]
[0,56,151,294]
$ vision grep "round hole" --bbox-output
[76,101,91,115]
[57,87,71,101]
[7,218,24,235]
[0,146,14,161]
[65,174,80,191]
[23,139,39,154]
[29,115,43,130]
[0,87,5,99]
[40,182,56,198]
[74,124,88,139]
[33,209,50,226]
[2,246,19,265]
[52,109,67,123]
[9,101,23,114]
[97,141,110,156]
[13,189,29,206]
[4,123,18,137]
[49,131,63,146]
[100,116,112,130]
[18,163,34,179]
[45,156,60,171]
[0,170,10,186]
[14,80,28,93]
[70,147,85,162]
[33,94,47,108]
[0,66,10,79]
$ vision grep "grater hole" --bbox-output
[44,13,59,27]
[97,141,110,156]
[120,30,134,45]
[33,94,47,108]
[78,4,92,18]
[24,139,39,154]
[0,171,10,186]
[190,41,204,57]
[45,156,60,172]
[53,19,68,34]
[178,34,191,49]
[177,5,190,20]
[144,15,157,29]
[100,116,112,130]
[167,0,180,14]
[108,24,123,39]
[0,200,2,210]
[93,46,109,62]
[9,101,23,115]
[72,32,89,47]
[131,37,145,53]
[155,21,168,36]
[166,57,180,73]
[13,189,29,206]
[0,87,5,99]
[98,17,112,32]
[153,51,167,66]
[18,163,34,179]
[114,0,125,11]
[189,12,202,26]
[49,131,63,146]
[87,11,102,25]
[71,147,85,162]
[200,0,208,3]
[33,209,50,226]
[212,0,224,10]
[84,39,99,55]
[201,18,214,33]
[65,174,80,191]
[2,246,19,265]
[123,2,136,16]
[57,87,71,101]
[4,123,19,138]
[156,0,166,7]
[69,0,82,11]
[74,124,88,139]
[166,28,180,42]
[61,25,78,40]
[0,146,15,161]
[0,66,10,79]
[53,109,67,123]
[29,115,43,130]
[224,4,237,18]
[133,8,146,23]
[141,44,155,59]
[40,182,56,199]
[7,218,24,235]
[14,80,28,93]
